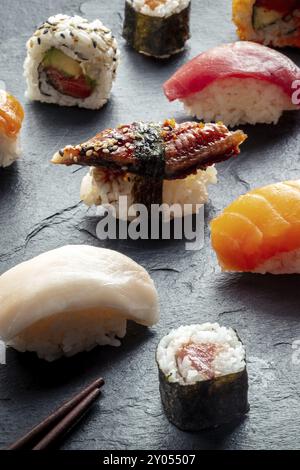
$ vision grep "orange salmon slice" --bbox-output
[211,180,300,271]
[0,91,24,138]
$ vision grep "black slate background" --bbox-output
[0,0,300,450]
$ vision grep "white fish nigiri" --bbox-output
[0,245,159,361]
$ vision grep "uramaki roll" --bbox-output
[233,0,300,48]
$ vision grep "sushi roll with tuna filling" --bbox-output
[24,15,119,109]
[0,90,24,168]
[123,0,191,58]
[156,323,249,431]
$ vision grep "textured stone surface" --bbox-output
[0,0,300,450]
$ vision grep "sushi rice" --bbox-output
[252,249,300,275]
[24,14,119,109]
[80,165,218,218]
[182,77,298,127]
[0,132,22,168]
[157,323,246,385]
[9,311,128,362]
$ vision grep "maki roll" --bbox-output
[233,0,300,48]
[164,41,300,126]
[0,90,24,168]
[24,15,119,109]
[52,119,247,219]
[156,323,249,431]
[211,179,300,274]
[123,1,191,58]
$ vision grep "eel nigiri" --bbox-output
[163,41,300,126]
[233,0,300,49]
[0,90,24,168]
[211,180,300,274]
[52,119,247,217]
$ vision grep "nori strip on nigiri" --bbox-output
[122,1,191,59]
[131,122,164,205]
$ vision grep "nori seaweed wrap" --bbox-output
[156,323,249,431]
[131,122,165,207]
[122,0,191,58]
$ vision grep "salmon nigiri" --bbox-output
[0,90,24,168]
[163,41,300,126]
[210,180,300,274]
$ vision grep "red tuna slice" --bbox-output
[163,41,300,102]
[45,67,93,100]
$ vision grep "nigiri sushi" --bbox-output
[163,41,300,126]
[52,119,247,218]
[233,0,300,48]
[0,90,24,167]
[210,180,300,274]
[0,245,159,361]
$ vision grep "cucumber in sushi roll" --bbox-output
[156,323,249,431]
[122,0,191,58]
[24,15,119,109]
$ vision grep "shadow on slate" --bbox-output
[5,323,154,390]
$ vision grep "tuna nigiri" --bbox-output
[0,90,24,168]
[210,180,300,274]
[163,41,300,126]
[52,119,247,218]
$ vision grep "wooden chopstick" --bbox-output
[8,377,104,450]
[32,388,101,450]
